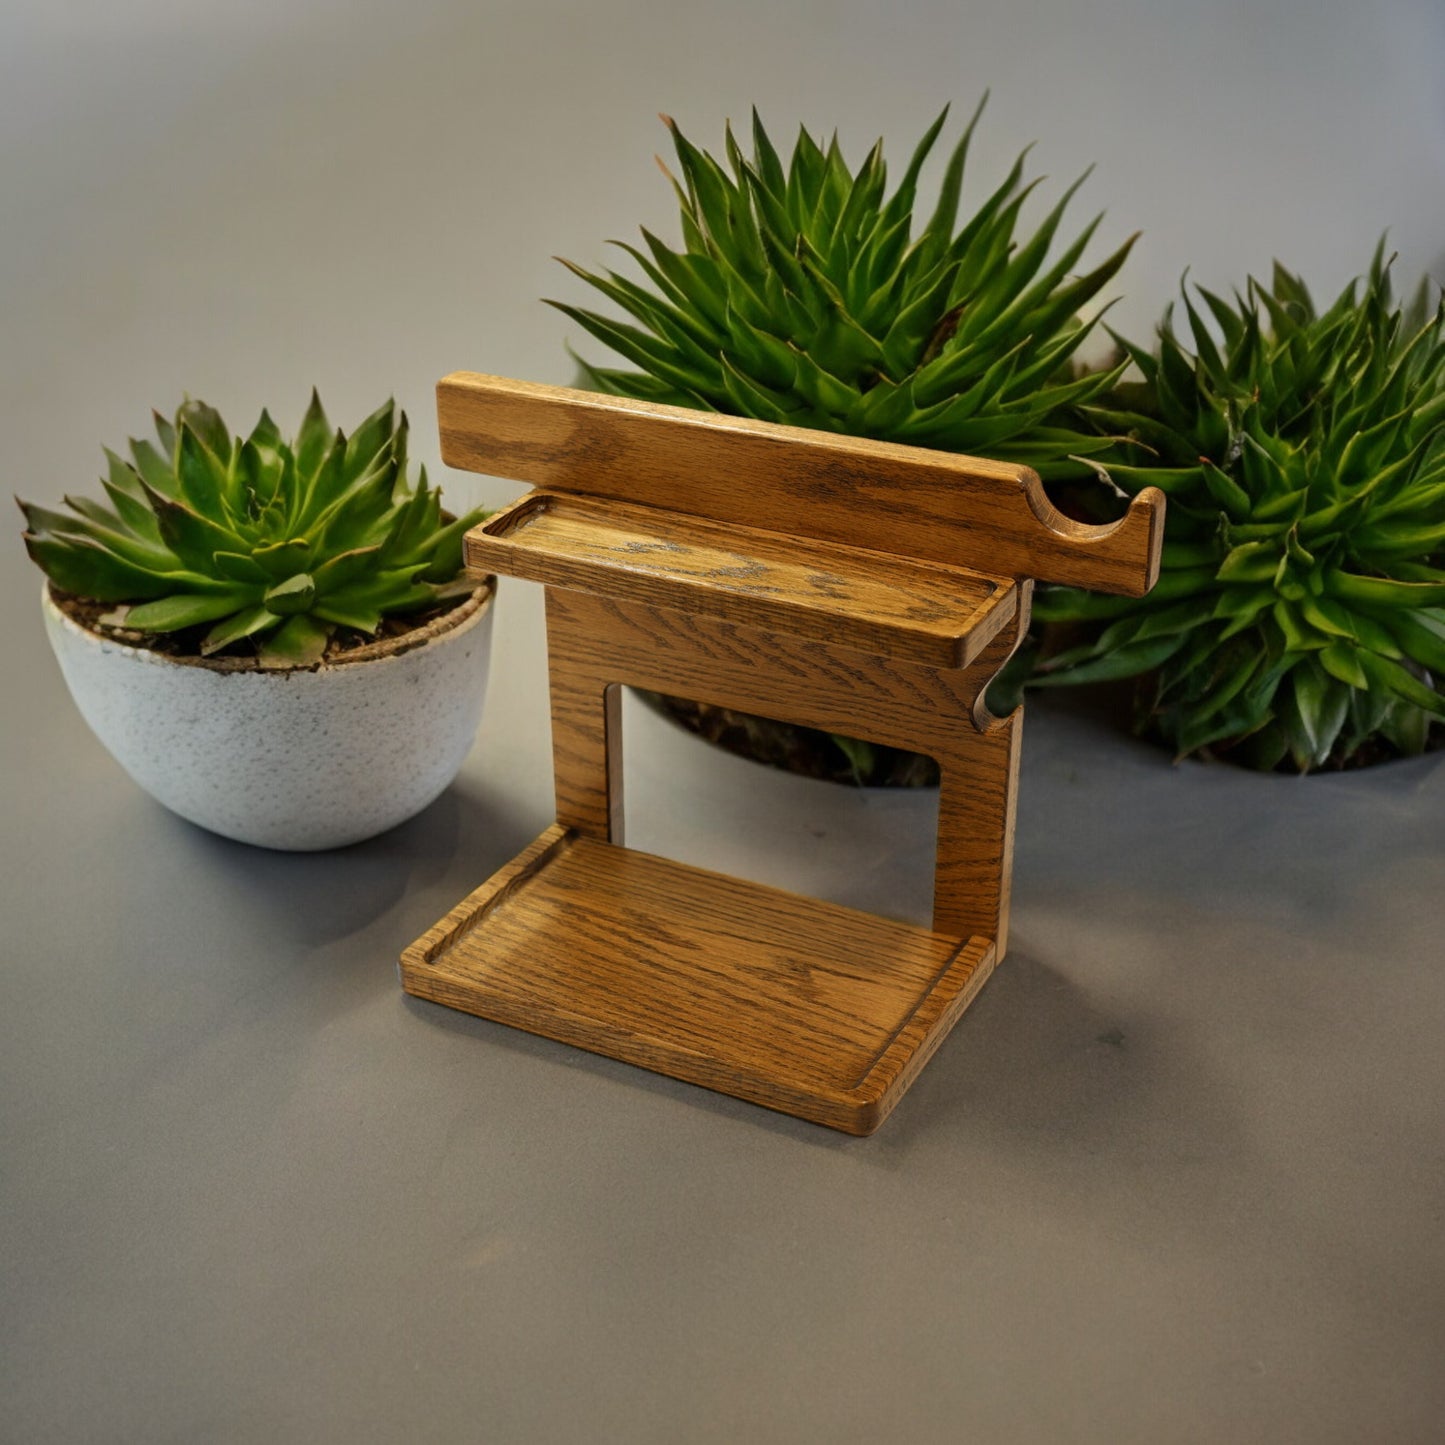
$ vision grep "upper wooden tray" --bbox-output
[464,491,1018,669]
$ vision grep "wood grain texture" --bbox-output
[467,490,1016,669]
[933,596,1029,950]
[402,823,574,964]
[547,653,625,845]
[406,369,1166,1132]
[399,827,996,1135]
[438,371,1164,595]
[543,588,1023,950]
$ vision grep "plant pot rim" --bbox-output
[42,574,497,675]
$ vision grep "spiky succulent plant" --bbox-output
[1032,248,1445,771]
[22,394,486,668]
[553,99,1136,480]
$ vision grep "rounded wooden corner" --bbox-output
[1017,474,1165,596]
[841,1098,888,1136]
[1125,485,1167,592]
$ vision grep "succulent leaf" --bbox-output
[555,101,1133,481]
[21,395,488,665]
[263,573,317,616]
[201,605,278,656]
[1035,252,1445,770]
[260,614,331,670]
[126,591,257,632]
[176,399,232,461]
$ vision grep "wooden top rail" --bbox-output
[438,372,1164,595]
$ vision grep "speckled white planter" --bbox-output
[43,580,496,850]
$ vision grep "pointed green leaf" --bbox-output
[201,605,281,655]
[176,422,231,520]
[175,399,231,460]
[1033,633,1189,686]
[1317,640,1370,689]
[263,573,317,615]
[259,614,332,669]
[1356,649,1445,716]
[126,591,253,632]
[295,389,332,483]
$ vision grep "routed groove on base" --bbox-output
[401,826,996,1136]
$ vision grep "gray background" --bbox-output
[3,1,1444,1441]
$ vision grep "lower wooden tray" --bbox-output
[400,825,995,1135]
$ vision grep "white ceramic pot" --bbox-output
[43,580,496,850]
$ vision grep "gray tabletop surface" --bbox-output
[4,3,1444,1441]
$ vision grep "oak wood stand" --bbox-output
[401,373,1164,1135]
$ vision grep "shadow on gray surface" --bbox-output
[165,777,545,951]
[400,990,867,1149]
[883,944,1231,1157]
[397,934,1196,1160]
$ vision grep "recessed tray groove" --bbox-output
[401,826,996,1134]
[463,492,1017,668]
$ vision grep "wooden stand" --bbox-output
[402,373,1163,1134]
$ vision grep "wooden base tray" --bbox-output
[400,825,996,1135]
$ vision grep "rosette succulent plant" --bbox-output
[553,98,1136,481]
[21,394,485,668]
[1032,248,1445,771]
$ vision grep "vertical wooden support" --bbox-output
[546,592,624,844]
[931,585,1031,953]
[934,715,1021,952]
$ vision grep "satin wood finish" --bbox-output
[439,373,1164,595]
[403,373,1162,1133]
[541,587,1027,949]
[402,824,996,1135]
[466,491,1017,670]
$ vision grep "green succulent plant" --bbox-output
[21,394,486,668]
[553,98,1136,480]
[1031,247,1445,771]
